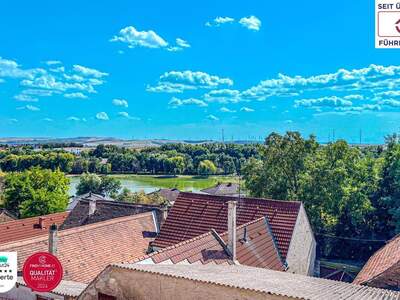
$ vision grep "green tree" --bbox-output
[198,160,217,176]
[243,131,317,200]
[3,167,69,218]
[76,173,121,197]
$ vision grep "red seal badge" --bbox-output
[22,252,63,292]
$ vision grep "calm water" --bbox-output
[68,176,208,196]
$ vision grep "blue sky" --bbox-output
[1,0,399,143]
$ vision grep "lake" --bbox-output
[68,174,237,196]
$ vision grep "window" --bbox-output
[98,293,117,300]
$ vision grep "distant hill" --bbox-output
[0,137,261,148]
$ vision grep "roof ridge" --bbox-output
[178,192,301,204]
[79,199,163,208]
[0,211,154,249]
[134,231,215,263]
[0,211,69,227]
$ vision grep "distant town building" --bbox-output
[67,192,112,211]
[201,182,241,196]
[0,208,17,223]
[78,264,400,300]
[353,234,400,290]
[151,192,316,276]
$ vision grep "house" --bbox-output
[201,182,241,196]
[148,188,180,205]
[353,234,400,290]
[135,213,284,271]
[78,264,400,300]
[0,208,17,223]
[0,211,69,245]
[62,197,167,230]
[151,192,316,275]
[0,212,158,285]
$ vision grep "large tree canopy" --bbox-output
[3,167,69,218]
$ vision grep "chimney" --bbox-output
[49,224,58,256]
[38,217,46,229]
[88,199,96,216]
[227,200,237,262]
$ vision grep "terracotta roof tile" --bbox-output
[354,234,400,288]
[0,212,69,244]
[0,212,157,283]
[136,217,284,271]
[153,192,300,259]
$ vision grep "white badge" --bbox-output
[0,252,17,293]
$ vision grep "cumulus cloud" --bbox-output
[204,89,241,103]
[17,104,40,111]
[379,99,400,107]
[110,26,168,49]
[0,57,44,80]
[205,16,235,27]
[118,111,140,120]
[14,94,38,102]
[43,118,53,122]
[242,64,400,101]
[240,106,255,112]
[295,96,353,108]
[220,107,236,113]
[169,96,208,107]
[96,112,109,121]
[112,98,129,107]
[45,60,62,65]
[73,65,108,78]
[64,92,88,99]
[239,16,262,31]
[148,70,233,93]
[207,114,219,121]
[176,38,190,48]
[334,104,381,113]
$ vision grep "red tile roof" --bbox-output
[152,192,301,259]
[0,211,69,244]
[137,216,285,271]
[353,234,400,288]
[0,212,157,283]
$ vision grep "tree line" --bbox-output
[0,143,260,175]
[242,132,399,261]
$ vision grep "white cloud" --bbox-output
[240,106,255,112]
[118,111,140,120]
[21,74,97,93]
[14,94,38,102]
[176,38,190,48]
[110,26,168,49]
[112,98,129,107]
[285,120,293,124]
[334,104,381,113]
[205,16,235,27]
[207,114,219,121]
[73,65,108,78]
[343,94,364,100]
[239,16,261,31]
[67,116,80,121]
[379,99,400,107]
[43,118,53,122]
[204,89,241,103]
[64,92,88,99]
[295,96,353,108]
[50,66,65,73]
[169,96,208,108]
[242,64,400,101]
[0,57,44,79]
[96,112,109,121]
[148,70,233,93]
[220,106,236,113]
[17,104,40,111]
[45,60,62,65]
